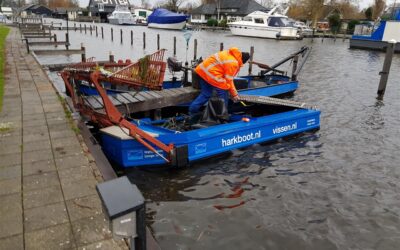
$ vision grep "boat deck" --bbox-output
[83,87,199,114]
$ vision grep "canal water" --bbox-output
[40,19,400,250]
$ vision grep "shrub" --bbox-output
[218,19,227,27]
[207,19,218,27]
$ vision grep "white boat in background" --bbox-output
[108,5,136,25]
[147,8,188,30]
[292,21,313,37]
[228,7,300,40]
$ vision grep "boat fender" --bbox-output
[170,145,189,167]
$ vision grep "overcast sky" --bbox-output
[76,0,385,11]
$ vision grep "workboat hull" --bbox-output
[101,108,320,167]
[148,21,186,30]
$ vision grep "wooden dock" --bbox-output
[84,87,199,114]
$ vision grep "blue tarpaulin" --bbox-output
[148,8,187,24]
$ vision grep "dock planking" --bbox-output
[84,87,199,114]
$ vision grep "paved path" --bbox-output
[0,28,128,250]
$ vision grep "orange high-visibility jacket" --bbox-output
[195,47,243,97]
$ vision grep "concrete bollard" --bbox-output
[377,40,396,99]
[96,26,98,37]
[90,25,92,35]
[80,24,82,33]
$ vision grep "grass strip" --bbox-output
[0,25,10,111]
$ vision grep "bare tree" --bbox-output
[257,0,274,8]
[156,0,186,11]
[372,0,385,20]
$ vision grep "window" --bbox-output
[267,17,289,27]
[192,14,201,20]
[98,3,104,12]
[254,18,264,24]
[243,16,252,21]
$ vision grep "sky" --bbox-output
[76,0,386,11]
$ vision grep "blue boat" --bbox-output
[350,9,400,52]
[100,99,320,168]
[147,8,188,30]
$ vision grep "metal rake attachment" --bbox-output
[238,95,317,110]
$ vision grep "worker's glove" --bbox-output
[231,95,239,103]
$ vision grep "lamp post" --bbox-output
[97,176,146,250]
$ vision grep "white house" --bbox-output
[0,7,13,17]
[190,0,269,24]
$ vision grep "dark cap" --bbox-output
[241,52,250,64]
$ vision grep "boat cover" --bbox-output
[148,8,187,24]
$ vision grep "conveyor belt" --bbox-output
[84,87,199,114]
[238,94,317,110]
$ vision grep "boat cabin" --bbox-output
[88,0,130,21]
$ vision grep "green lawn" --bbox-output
[0,25,10,112]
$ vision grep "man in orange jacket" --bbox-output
[189,47,250,116]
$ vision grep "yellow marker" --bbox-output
[240,101,247,106]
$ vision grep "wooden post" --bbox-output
[173,36,176,56]
[131,30,133,45]
[377,40,396,99]
[143,32,146,49]
[81,43,86,62]
[248,46,254,75]
[111,28,113,41]
[24,39,30,53]
[220,42,223,51]
[291,55,299,81]
[65,33,69,50]
[96,26,98,37]
[109,51,115,62]
[53,34,57,47]
[193,39,198,60]
[84,24,87,34]
[120,29,123,44]
[80,24,82,33]
[157,34,160,50]
[74,23,76,31]
[101,27,104,39]
[90,25,92,35]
